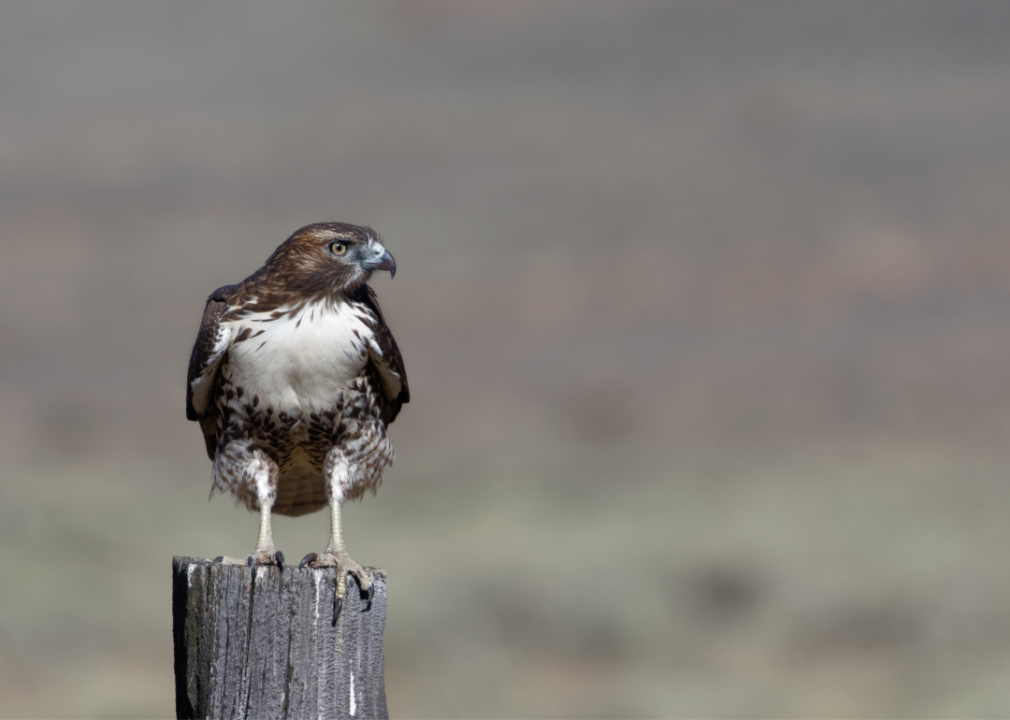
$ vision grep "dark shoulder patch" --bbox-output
[186,286,240,457]
[349,284,410,422]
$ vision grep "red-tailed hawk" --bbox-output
[186,222,408,619]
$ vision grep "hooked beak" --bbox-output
[365,245,397,278]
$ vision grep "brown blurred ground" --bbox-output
[3,2,1010,717]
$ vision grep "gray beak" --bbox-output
[366,245,397,278]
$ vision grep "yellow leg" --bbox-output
[300,501,372,623]
[255,501,275,555]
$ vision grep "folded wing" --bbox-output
[353,284,410,424]
[186,287,235,458]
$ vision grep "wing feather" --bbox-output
[352,284,409,424]
[186,286,235,458]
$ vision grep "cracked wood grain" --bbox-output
[172,556,388,719]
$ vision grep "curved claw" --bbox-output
[364,581,374,610]
[299,552,319,569]
[333,596,343,626]
[245,552,284,567]
[213,556,225,564]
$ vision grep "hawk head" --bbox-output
[263,222,397,297]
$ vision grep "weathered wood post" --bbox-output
[172,556,388,719]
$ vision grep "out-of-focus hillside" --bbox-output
[3,2,1010,717]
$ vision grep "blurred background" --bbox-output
[2,1,1010,717]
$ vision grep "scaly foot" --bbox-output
[248,549,285,568]
[299,549,373,623]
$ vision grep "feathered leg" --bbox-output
[247,450,284,567]
[299,450,372,623]
[211,441,284,567]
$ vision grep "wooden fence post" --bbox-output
[172,556,388,719]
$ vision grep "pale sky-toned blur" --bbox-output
[4,2,1010,717]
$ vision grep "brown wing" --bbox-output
[352,284,410,424]
[186,286,235,458]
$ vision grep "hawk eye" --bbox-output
[329,242,347,256]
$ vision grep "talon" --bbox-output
[364,582,374,610]
[213,556,225,564]
[246,555,255,567]
[299,552,318,569]
[333,596,342,625]
[275,550,285,569]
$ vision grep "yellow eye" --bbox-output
[330,242,347,256]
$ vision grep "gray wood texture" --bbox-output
[172,556,388,720]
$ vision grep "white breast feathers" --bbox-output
[224,299,375,414]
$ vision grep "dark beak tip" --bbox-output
[367,247,397,278]
[380,250,397,279]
